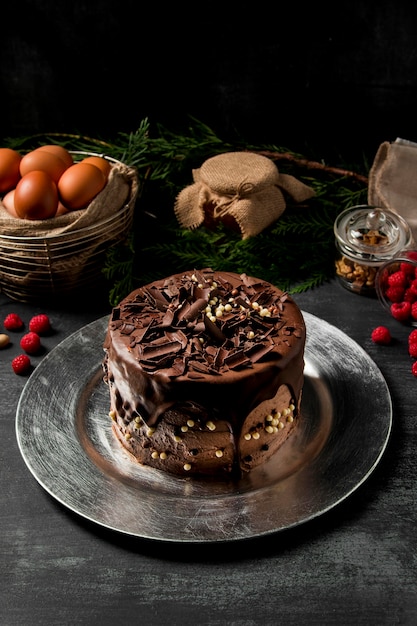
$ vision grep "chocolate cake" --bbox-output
[102,269,306,478]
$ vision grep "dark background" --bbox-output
[1,1,417,163]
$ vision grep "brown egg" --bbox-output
[0,148,22,193]
[55,201,69,216]
[20,149,68,184]
[58,162,107,211]
[36,145,74,169]
[81,156,112,180]
[14,170,59,220]
[2,189,19,218]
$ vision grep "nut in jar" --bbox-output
[334,205,414,295]
[335,256,378,293]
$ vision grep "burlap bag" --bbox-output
[174,151,315,239]
[368,138,417,242]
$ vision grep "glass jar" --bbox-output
[376,251,417,326]
[334,205,414,295]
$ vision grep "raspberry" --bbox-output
[407,251,417,262]
[4,313,24,331]
[20,331,41,355]
[385,286,405,302]
[12,354,31,375]
[371,326,392,345]
[409,342,417,358]
[390,301,412,322]
[412,361,417,377]
[403,288,417,303]
[400,261,416,277]
[409,329,417,344]
[29,314,51,335]
[388,271,407,288]
[412,302,417,321]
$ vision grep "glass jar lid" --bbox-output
[334,205,413,264]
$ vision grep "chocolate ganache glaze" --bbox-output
[103,269,306,477]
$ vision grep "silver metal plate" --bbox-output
[16,313,392,543]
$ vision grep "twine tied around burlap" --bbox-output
[368,138,417,244]
[174,151,315,239]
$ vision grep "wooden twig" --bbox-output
[254,150,369,185]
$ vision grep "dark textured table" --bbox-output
[1,278,416,626]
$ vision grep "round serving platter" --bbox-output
[16,312,392,543]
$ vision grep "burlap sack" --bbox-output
[0,161,138,235]
[368,138,417,242]
[174,151,315,239]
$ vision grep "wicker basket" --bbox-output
[0,152,139,303]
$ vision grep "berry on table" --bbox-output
[29,314,51,335]
[412,361,417,378]
[409,329,417,344]
[409,342,417,358]
[12,354,31,375]
[4,312,24,331]
[371,326,392,345]
[20,331,41,355]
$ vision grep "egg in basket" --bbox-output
[0,145,139,303]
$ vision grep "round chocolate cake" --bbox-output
[102,269,306,478]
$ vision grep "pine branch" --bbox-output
[255,149,369,184]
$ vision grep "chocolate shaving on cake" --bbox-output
[245,341,275,361]
[120,323,136,335]
[188,360,221,375]
[139,337,183,360]
[203,314,228,343]
[114,269,298,378]
[224,349,252,370]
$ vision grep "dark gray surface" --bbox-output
[1,279,416,625]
